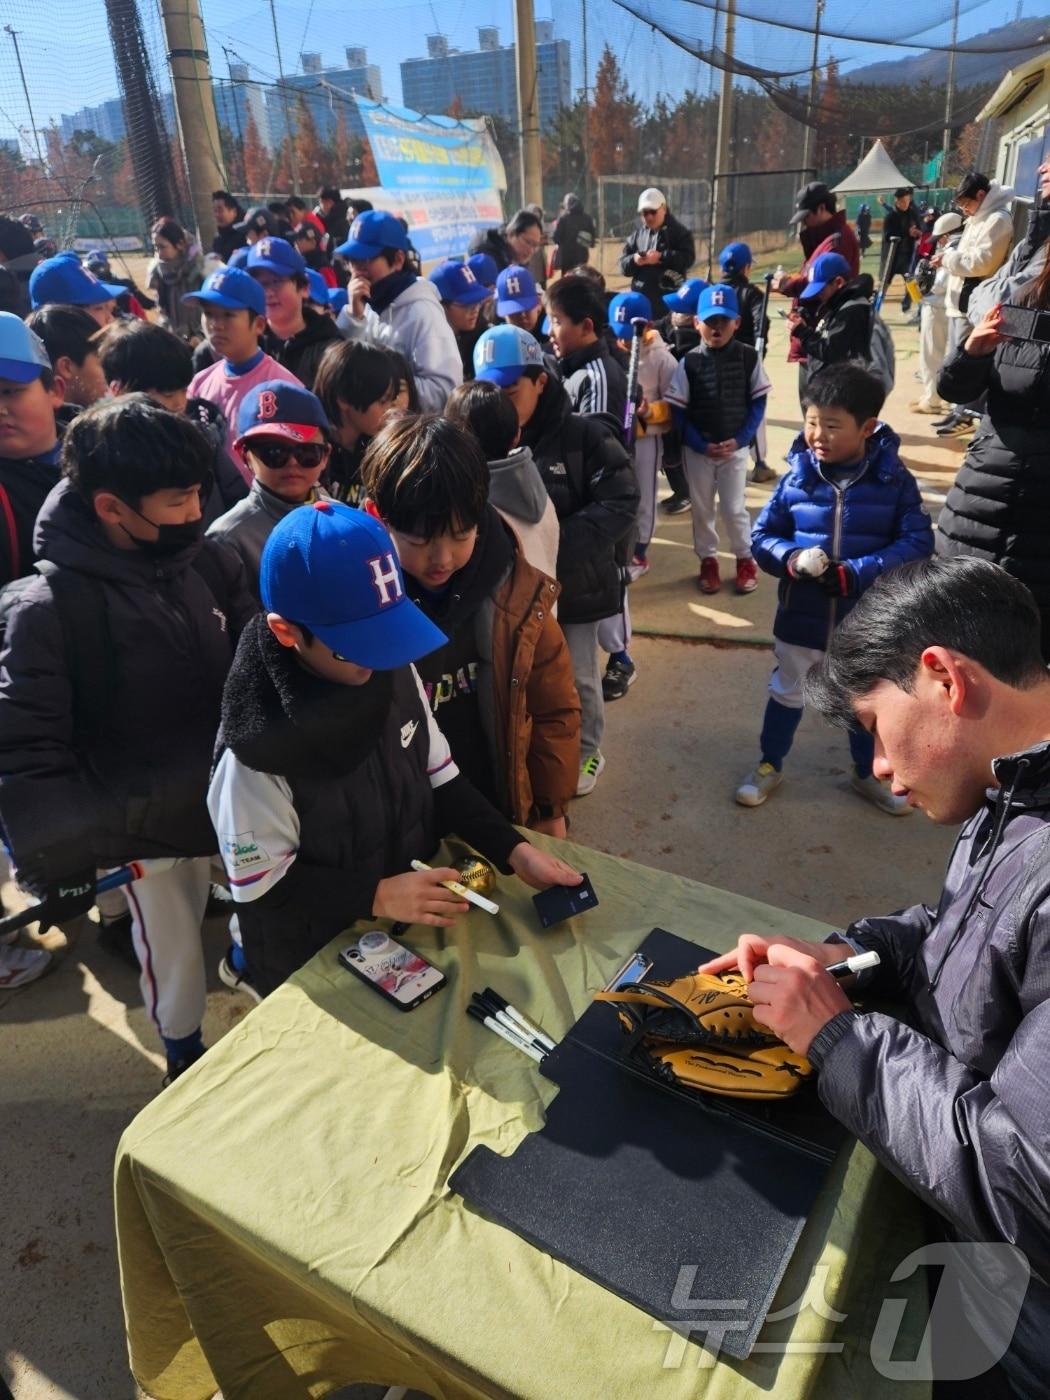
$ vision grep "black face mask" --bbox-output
[120,504,204,557]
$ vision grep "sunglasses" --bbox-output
[248,439,328,470]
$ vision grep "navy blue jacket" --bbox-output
[752,425,934,649]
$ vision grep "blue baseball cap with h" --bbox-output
[184,266,266,316]
[697,283,740,321]
[608,290,652,331]
[247,237,307,279]
[336,210,410,261]
[473,324,545,385]
[800,251,852,301]
[29,256,124,309]
[260,500,447,669]
[467,252,499,289]
[662,277,708,316]
[236,380,331,446]
[429,259,490,305]
[719,241,753,274]
[495,264,539,315]
[0,312,51,383]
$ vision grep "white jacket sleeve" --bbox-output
[942,212,1015,281]
[398,304,463,412]
[207,749,299,902]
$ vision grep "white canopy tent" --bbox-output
[832,141,913,194]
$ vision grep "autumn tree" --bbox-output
[332,107,352,184]
[360,135,379,187]
[588,45,640,178]
[293,94,326,188]
[447,95,464,119]
[242,110,270,194]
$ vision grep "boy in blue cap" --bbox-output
[429,259,491,380]
[496,264,547,347]
[208,381,332,594]
[791,251,877,402]
[654,276,707,514]
[666,283,771,595]
[208,499,581,993]
[246,237,341,389]
[467,252,499,298]
[29,255,125,329]
[336,211,461,411]
[474,324,638,793]
[186,266,303,470]
[718,241,775,484]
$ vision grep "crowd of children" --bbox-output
[0,191,949,1089]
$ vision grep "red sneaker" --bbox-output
[698,557,721,594]
[736,557,758,593]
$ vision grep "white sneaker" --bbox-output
[218,952,262,1005]
[850,771,912,816]
[0,942,52,988]
[735,762,783,807]
[576,750,606,796]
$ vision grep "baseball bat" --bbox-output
[753,271,774,359]
[622,316,647,447]
[874,236,900,315]
[0,859,176,940]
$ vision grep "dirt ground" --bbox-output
[1,265,962,1399]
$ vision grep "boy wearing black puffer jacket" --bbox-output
[0,397,255,1081]
[474,324,638,796]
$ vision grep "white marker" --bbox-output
[825,950,881,979]
[410,859,500,915]
[467,1005,544,1062]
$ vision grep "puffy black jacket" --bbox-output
[262,306,342,390]
[552,208,596,272]
[935,340,1050,613]
[212,220,246,263]
[519,376,638,623]
[618,212,696,316]
[880,203,922,273]
[0,251,38,318]
[0,480,255,884]
[809,740,1050,1395]
[794,275,875,375]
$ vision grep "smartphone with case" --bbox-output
[999,304,1050,343]
[338,929,446,1011]
[532,873,599,929]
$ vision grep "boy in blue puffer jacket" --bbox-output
[735,363,933,813]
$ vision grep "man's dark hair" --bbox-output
[505,209,542,238]
[212,189,239,209]
[25,305,100,369]
[0,216,35,261]
[802,362,885,424]
[894,186,913,199]
[360,413,488,538]
[348,198,374,217]
[565,263,606,291]
[93,320,193,392]
[955,170,991,201]
[286,195,307,213]
[62,394,211,505]
[804,557,1047,730]
[446,379,519,460]
[318,186,341,203]
[313,340,393,422]
[545,276,606,330]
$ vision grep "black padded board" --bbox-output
[449,927,849,1360]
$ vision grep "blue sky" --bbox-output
[0,0,1040,143]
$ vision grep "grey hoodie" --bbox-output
[486,445,559,584]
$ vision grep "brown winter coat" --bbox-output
[478,549,580,824]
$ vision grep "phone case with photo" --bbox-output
[338,930,446,1011]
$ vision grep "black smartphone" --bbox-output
[999,304,1050,343]
[338,929,446,1011]
[532,873,599,929]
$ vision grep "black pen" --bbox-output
[825,950,880,979]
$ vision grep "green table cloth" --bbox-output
[115,835,931,1400]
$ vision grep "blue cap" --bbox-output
[247,237,307,279]
[608,291,652,330]
[696,284,740,321]
[495,264,539,315]
[662,277,708,315]
[29,256,124,309]
[184,266,266,316]
[84,249,109,271]
[260,501,447,669]
[235,380,331,446]
[0,311,51,383]
[305,269,331,306]
[473,324,546,386]
[429,259,490,306]
[336,211,410,260]
[467,252,499,289]
[328,286,349,317]
[718,241,753,275]
[800,252,852,301]
[226,246,251,271]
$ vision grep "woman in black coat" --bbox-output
[552,193,596,273]
[935,200,1050,655]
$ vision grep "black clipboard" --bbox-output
[450,928,849,1360]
